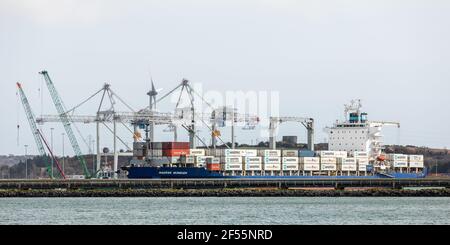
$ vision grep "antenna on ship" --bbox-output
[344,99,363,123]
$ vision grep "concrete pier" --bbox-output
[0,178,449,190]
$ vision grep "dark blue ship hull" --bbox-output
[125,166,427,179]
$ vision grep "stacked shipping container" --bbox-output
[299,157,320,171]
[337,157,357,171]
[387,154,408,168]
[161,142,190,157]
[408,155,424,168]
[244,156,262,171]
[282,157,299,171]
[320,157,337,171]
[139,145,423,176]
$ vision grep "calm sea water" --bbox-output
[0,197,449,225]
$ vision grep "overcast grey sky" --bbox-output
[1,0,449,156]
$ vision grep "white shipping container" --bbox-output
[392,161,408,168]
[224,149,243,157]
[320,157,337,164]
[301,163,320,171]
[409,161,424,168]
[225,157,242,164]
[245,156,262,164]
[337,157,357,171]
[245,164,262,171]
[189,149,205,156]
[336,152,348,158]
[387,154,407,161]
[282,163,299,171]
[357,158,369,165]
[241,149,257,157]
[264,164,281,171]
[282,150,298,157]
[321,163,337,171]
[337,158,357,165]
[282,157,299,164]
[319,151,347,158]
[299,157,320,164]
[353,151,369,158]
[341,165,357,171]
[318,151,335,157]
[264,157,281,164]
[224,163,243,171]
[358,164,368,171]
[195,156,213,167]
[264,150,281,157]
[408,155,424,162]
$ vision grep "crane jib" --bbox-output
[40,71,91,178]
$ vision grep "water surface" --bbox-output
[0,197,448,225]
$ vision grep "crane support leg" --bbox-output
[269,121,276,149]
[113,119,118,179]
[211,123,217,149]
[189,129,195,149]
[173,125,178,142]
[149,121,154,142]
[307,121,315,151]
[133,124,138,143]
[189,114,196,149]
[96,121,101,173]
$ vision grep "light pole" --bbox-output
[435,160,438,176]
[62,133,65,175]
[50,127,54,178]
[24,144,28,179]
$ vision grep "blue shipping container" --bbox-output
[299,150,315,157]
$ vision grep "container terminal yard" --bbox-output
[7,70,449,195]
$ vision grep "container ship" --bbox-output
[121,100,427,179]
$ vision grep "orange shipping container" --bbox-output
[163,149,190,157]
[207,163,221,171]
[162,142,190,150]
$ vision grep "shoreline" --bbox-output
[1,188,449,198]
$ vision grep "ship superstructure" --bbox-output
[325,100,400,159]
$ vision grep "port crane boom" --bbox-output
[16,82,65,178]
[269,116,315,151]
[17,83,47,159]
[37,111,176,125]
[40,71,91,178]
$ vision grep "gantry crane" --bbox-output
[35,77,262,176]
[36,80,176,178]
[16,82,65,179]
[209,107,260,149]
[269,116,315,151]
[40,71,91,178]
